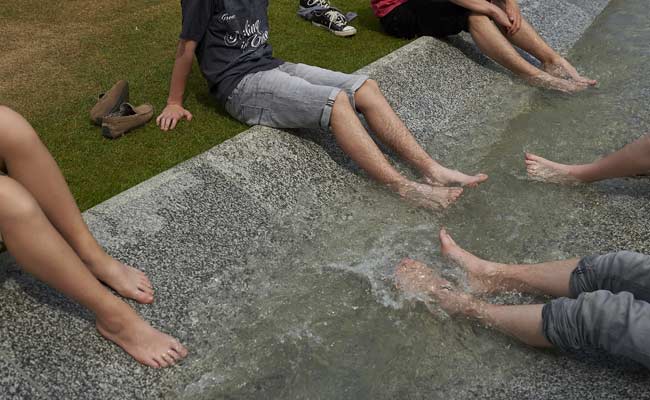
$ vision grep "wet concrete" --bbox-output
[2,0,638,399]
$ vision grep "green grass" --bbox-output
[0,0,409,210]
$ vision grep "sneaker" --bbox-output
[311,8,357,37]
[89,80,129,126]
[300,0,330,7]
[101,103,154,139]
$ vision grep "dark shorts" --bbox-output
[380,0,470,39]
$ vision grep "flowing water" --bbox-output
[174,1,650,397]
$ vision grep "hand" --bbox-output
[489,5,513,31]
[156,104,193,131]
[504,0,522,35]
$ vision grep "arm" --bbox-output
[491,0,522,35]
[156,39,197,131]
[449,0,513,31]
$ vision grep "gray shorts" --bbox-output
[542,251,650,368]
[224,62,369,132]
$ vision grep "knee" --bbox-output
[0,178,41,226]
[332,90,353,114]
[468,12,491,28]
[354,79,383,112]
[0,106,41,153]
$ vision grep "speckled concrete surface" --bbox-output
[0,0,626,398]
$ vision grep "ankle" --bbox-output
[388,179,414,196]
[543,54,563,66]
[84,251,114,272]
[96,302,134,333]
[566,164,590,182]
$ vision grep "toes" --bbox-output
[145,357,162,369]
[438,228,448,244]
[525,152,541,161]
[162,353,177,366]
[167,349,183,361]
[133,290,154,304]
[153,354,170,368]
[138,281,154,294]
[171,340,188,358]
[140,275,153,287]
[398,258,415,268]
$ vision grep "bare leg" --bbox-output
[467,13,589,93]
[504,18,596,85]
[395,258,552,347]
[0,176,188,368]
[438,228,577,297]
[354,80,488,187]
[0,107,153,303]
[330,92,463,209]
[526,134,650,184]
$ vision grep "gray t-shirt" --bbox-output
[180,0,284,105]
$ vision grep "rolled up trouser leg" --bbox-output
[570,251,650,301]
[542,290,650,368]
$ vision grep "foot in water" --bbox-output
[96,302,188,368]
[439,228,503,294]
[527,72,590,93]
[525,153,583,185]
[88,255,155,304]
[394,258,480,317]
[543,57,597,86]
[395,181,464,210]
[423,165,488,188]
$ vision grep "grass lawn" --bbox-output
[0,0,409,210]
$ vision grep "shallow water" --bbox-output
[174,1,650,398]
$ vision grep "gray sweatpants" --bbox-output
[542,251,650,367]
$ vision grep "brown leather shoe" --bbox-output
[101,103,154,139]
[90,80,129,125]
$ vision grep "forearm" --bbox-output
[450,0,498,16]
[166,40,196,106]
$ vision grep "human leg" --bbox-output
[329,91,463,209]
[544,291,650,368]
[467,13,588,92]
[395,259,551,347]
[503,18,596,85]
[353,79,488,187]
[278,63,488,187]
[567,251,650,301]
[0,176,187,368]
[0,106,153,303]
[225,67,464,209]
[438,228,578,296]
[526,134,650,183]
[395,259,650,366]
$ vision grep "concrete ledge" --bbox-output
[1,1,617,399]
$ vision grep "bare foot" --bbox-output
[525,153,582,185]
[423,166,488,188]
[395,181,464,210]
[543,57,597,86]
[394,258,480,317]
[88,256,154,304]
[96,304,188,368]
[527,72,590,93]
[438,228,501,294]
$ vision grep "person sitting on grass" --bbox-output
[157,0,488,210]
[525,133,650,184]
[0,106,188,368]
[371,0,597,93]
[395,228,650,369]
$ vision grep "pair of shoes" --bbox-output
[89,80,154,139]
[299,0,357,37]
